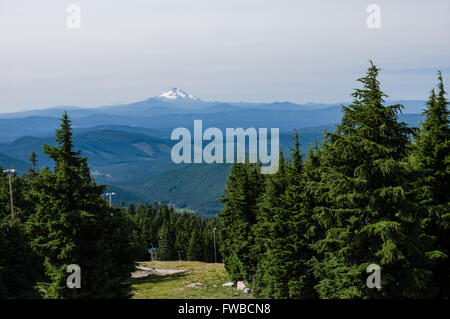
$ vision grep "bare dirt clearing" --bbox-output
[131,261,255,299]
[131,264,185,278]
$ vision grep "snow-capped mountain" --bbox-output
[158,87,200,101]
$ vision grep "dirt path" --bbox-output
[131,265,185,279]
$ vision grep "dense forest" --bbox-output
[0,113,217,299]
[219,63,449,299]
[125,201,220,263]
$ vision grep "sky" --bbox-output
[0,0,449,112]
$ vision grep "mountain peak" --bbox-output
[158,87,199,101]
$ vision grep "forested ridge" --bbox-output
[218,63,449,299]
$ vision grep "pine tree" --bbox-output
[158,221,175,260]
[410,71,450,298]
[0,167,42,298]
[0,225,6,299]
[26,111,137,298]
[174,215,190,261]
[253,150,288,296]
[0,218,41,298]
[301,142,324,298]
[254,131,317,298]
[28,151,38,176]
[128,203,136,216]
[283,132,317,298]
[187,227,204,261]
[310,62,434,298]
[219,163,263,282]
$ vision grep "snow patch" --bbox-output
[159,87,199,101]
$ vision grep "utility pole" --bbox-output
[213,227,217,263]
[105,192,115,207]
[3,169,15,219]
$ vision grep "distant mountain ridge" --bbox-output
[0,87,426,119]
[0,89,426,215]
[0,151,27,172]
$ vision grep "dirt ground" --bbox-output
[131,264,185,278]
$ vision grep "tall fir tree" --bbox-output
[187,227,204,261]
[253,149,289,297]
[310,62,434,298]
[219,163,263,283]
[255,132,318,298]
[282,132,317,298]
[409,71,450,298]
[26,111,137,298]
[0,218,41,298]
[158,221,175,260]
[0,166,42,298]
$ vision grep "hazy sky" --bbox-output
[1,0,449,112]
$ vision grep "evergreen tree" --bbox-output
[128,203,136,216]
[219,163,263,282]
[282,132,317,298]
[0,226,6,299]
[410,71,450,298]
[253,150,288,296]
[26,112,137,298]
[310,62,434,298]
[255,132,317,298]
[187,227,204,261]
[28,151,38,176]
[174,215,190,261]
[158,221,175,260]
[0,166,42,299]
[0,218,41,298]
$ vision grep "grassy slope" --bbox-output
[132,261,255,299]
